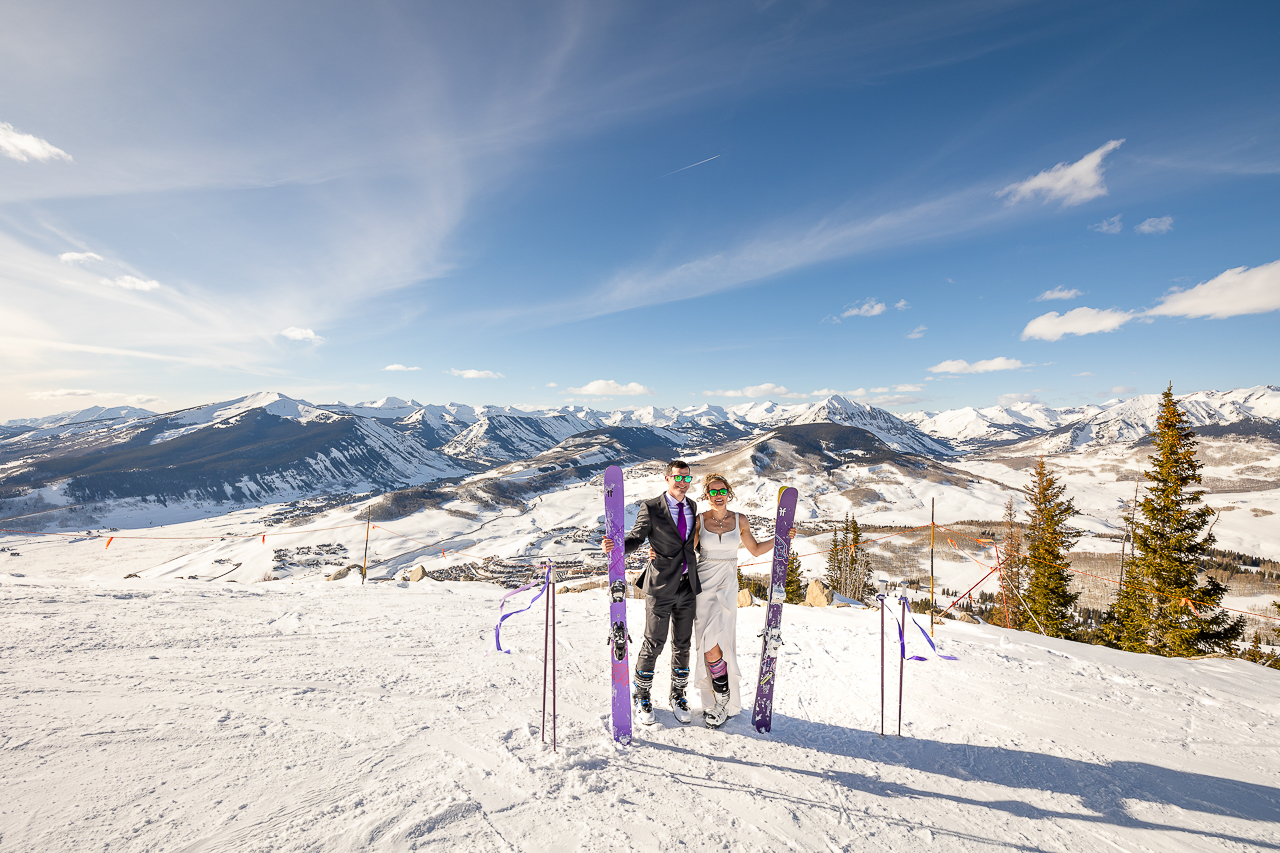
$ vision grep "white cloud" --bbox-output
[1036,287,1082,302]
[1021,306,1133,341]
[59,252,103,264]
[1111,385,1136,394]
[103,275,160,292]
[998,139,1124,207]
[27,389,160,406]
[863,394,922,407]
[280,327,324,343]
[450,368,504,379]
[383,364,420,371]
[1146,257,1280,317]
[894,384,923,392]
[1073,371,1094,377]
[28,388,96,399]
[894,299,910,310]
[870,387,889,393]
[1145,259,1280,318]
[569,379,653,396]
[841,298,886,318]
[907,325,927,339]
[928,357,1027,374]
[703,382,806,399]
[1135,216,1174,235]
[997,392,1041,405]
[1088,215,1123,234]
[810,387,866,397]
[0,121,72,163]
[545,382,557,387]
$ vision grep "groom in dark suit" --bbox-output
[603,459,701,725]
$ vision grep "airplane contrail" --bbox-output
[660,154,720,178]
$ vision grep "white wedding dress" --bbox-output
[694,512,743,717]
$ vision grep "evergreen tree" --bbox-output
[823,513,865,600]
[824,520,847,593]
[1023,457,1080,638]
[784,551,804,604]
[994,497,1027,630]
[1118,384,1244,656]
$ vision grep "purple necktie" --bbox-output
[676,501,688,575]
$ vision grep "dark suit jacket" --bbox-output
[625,493,701,600]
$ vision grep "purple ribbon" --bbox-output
[493,565,552,654]
[894,596,958,662]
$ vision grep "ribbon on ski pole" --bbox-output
[493,564,553,654]
[895,596,958,661]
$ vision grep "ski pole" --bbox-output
[542,562,551,744]
[898,594,907,737]
[551,565,558,753]
[877,592,886,737]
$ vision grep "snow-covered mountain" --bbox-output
[2,404,157,429]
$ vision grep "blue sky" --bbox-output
[1,0,1277,420]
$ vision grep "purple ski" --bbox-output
[752,486,798,733]
[604,465,632,745]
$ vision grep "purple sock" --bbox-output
[708,658,727,679]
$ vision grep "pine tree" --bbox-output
[1119,384,1244,656]
[784,551,804,604]
[824,520,847,593]
[994,498,1027,630]
[1023,457,1081,638]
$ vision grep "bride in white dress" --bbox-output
[693,473,786,728]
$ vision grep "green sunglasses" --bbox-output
[707,488,729,496]
[668,474,693,482]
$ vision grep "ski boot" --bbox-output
[634,669,657,726]
[670,667,692,724]
[704,658,731,729]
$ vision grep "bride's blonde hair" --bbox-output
[700,472,735,502]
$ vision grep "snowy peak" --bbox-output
[170,391,336,427]
[786,395,954,456]
[2,405,157,429]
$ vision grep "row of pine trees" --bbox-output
[824,384,1262,659]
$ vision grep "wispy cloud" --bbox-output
[280,327,324,343]
[997,392,1040,405]
[907,325,927,338]
[998,140,1124,207]
[1099,385,1136,398]
[864,394,922,407]
[450,368,504,379]
[1073,371,1094,376]
[103,275,160,292]
[1036,286,1082,301]
[27,388,159,406]
[928,357,1027,374]
[1135,216,1174,235]
[842,298,887,318]
[1021,307,1133,341]
[703,382,806,399]
[0,121,72,163]
[1145,258,1280,319]
[895,384,923,392]
[545,382,557,387]
[1088,214,1123,234]
[59,251,103,264]
[568,379,652,395]
[383,364,420,371]
[894,299,910,310]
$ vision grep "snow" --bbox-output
[5,479,1280,851]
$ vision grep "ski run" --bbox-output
[2,475,1280,851]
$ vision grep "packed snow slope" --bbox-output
[4,483,1280,851]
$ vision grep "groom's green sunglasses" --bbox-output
[707,488,729,496]
[668,474,693,482]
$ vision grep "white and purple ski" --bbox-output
[604,465,631,745]
[751,485,798,733]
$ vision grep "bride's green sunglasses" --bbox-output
[707,488,729,496]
